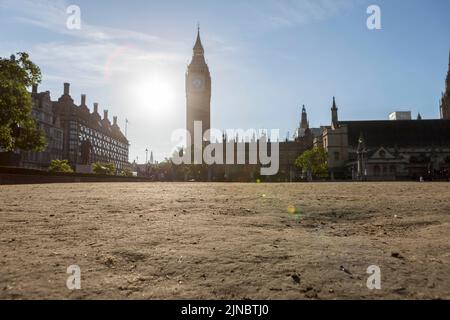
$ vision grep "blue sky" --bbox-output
[1,0,449,162]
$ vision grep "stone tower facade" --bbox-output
[186,27,211,145]
[297,105,309,138]
[300,105,309,130]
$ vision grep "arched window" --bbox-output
[379,150,386,158]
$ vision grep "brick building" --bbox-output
[52,83,129,171]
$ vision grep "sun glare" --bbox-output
[131,75,175,116]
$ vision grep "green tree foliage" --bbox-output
[152,158,174,181]
[48,159,74,173]
[295,146,329,180]
[120,168,133,177]
[0,52,46,151]
[92,162,116,175]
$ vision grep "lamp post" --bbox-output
[145,148,150,177]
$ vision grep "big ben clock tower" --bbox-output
[186,27,211,144]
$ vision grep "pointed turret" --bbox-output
[187,25,209,72]
[440,49,450,119]
[331,96,339,129]
[193,25,204,56]
[447,49,450,87]
[300,105,308,129]
[296,104,310,139]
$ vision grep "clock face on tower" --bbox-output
[192,77,204,90]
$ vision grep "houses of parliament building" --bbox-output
[186,29,450,181]
[2,28,449,182]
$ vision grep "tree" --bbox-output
[0,53,46,151]
[92,162,116,175]
[295,146,329,181]
[120,168,133,177]
[153,158,173,181]
[48,159,74,173]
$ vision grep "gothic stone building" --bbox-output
[15,83,129,171]
[183,29,315,182]
[52,83,129,171]
[316,98,450,181]
[184,29,450,182]
[19,85,64,169]
[313,51,450,180]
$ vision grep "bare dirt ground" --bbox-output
[0,182,449,300]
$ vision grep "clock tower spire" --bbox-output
[186,26,211,146]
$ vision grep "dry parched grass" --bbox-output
[0,182,449,299]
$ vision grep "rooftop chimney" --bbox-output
[64,83,70,95]
[81,94,86,106]
[104,110,109,120]
[113,116,118,126]
[93,103,99,114]
[32,84,38,94]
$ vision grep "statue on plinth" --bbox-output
[80,139,93,165]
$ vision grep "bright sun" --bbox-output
[131,75,175,116]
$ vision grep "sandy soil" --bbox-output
[0,182,449,300]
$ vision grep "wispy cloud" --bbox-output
[258,0,363,27]
[0,0,192,87]
[1,0,165,44]
[0,0,295,161]
[0,0,240,84]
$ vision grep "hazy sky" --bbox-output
[1,0,449,162]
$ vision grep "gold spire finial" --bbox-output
[193,23,204,55]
